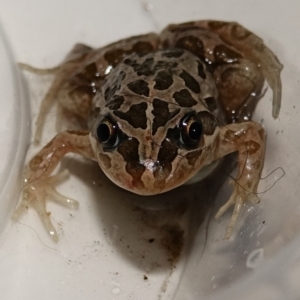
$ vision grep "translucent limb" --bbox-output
[13,170,79,242]
[215,181,260,239]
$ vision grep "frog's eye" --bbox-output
[179,113,203,148]
[96,117,120,149]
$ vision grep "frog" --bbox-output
[15,20,283,242]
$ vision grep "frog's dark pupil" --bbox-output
[97,123,110,142]
[189,122,202,140]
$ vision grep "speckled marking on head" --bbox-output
[105,95,125,110]
[104,71,126,101]
[203,97,217,112]
[152,99,180,135]
[173,89,197,107]
[117,137,146,189]
[153,70,174,90]
[179,70,200,93]
[113,102,148,129]
[127,79,150,97]
[154,138,178,181]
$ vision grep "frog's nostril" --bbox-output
[140,158,159,172]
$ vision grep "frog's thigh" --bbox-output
[213,59,264,123]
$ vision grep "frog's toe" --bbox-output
[46,186,79,209]
[13,170,79,242]
[44,170,79,209]
[224,193,244,240]
[215,195,236,220]
[12,184,59,242]
[33,197,59,242]
[215,185,259,239]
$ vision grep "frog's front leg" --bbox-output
[13,130,94,241]
[211,122,265,239]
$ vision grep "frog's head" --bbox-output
[89,49,220,195]
[90,106,218,195]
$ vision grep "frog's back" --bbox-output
[91,49,220,134]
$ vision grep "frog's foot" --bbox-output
[12,170,79,242]
[215,180,260,239]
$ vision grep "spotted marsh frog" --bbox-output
[15,20,283,241]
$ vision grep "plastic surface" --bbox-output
[0,1,299,299]
[0,23,29,233]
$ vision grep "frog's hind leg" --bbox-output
[192,20,283,118]
[160,20,283,119]
[19,62,67,143]
[213,59,265,123]
[35,75,68,144]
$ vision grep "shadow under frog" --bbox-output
[58,151,236,275]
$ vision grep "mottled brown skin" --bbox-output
[15,20,283,241]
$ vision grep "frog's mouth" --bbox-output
[102,154,204,196]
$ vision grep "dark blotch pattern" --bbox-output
[124,57,154,76]
[162,49,184,58]
[70,63,103,95]
[179,70,200,94]
[197,111,217,136]
[213,44,242,64]
[204,97,217,112]
[127,79,150,97]
[132,41,154,53]
[154,138,178,180]
[104,42,153,68]
[124,53,178,78]
[114,102,147,129]
[185,149,202,166]
[104,71,126,101]
[154,70,174,90]
[173,89,197,107]
[197,61,206,79]
[154,60,178,71]
[175,36,205,60]
[105,95,125,110]
[117,137,146,188]
[152,99,180,135]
